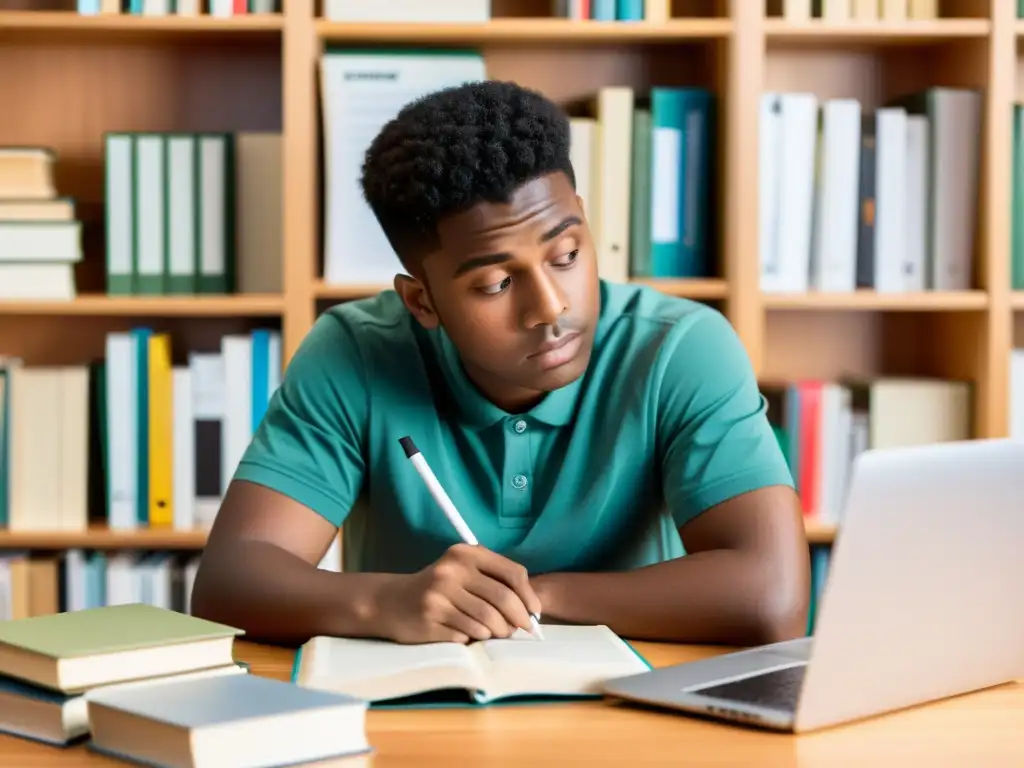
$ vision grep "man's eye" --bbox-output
[554,249,579,267]
[480,276,512,295]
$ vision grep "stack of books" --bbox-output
[0,147,82,301]
[0,602,370,766]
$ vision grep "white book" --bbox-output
[172,367,195,531]
[167,136,197,293]
[569,118,598,231]
[135,135,166,294]
[220,336,252,494]
[770,92,818,293]
[64,549,88,612]
[902,115,928,291]
[873,107,908,293]
[323,0,489,22]
[0,264,75,300]
[105,334,138,531]
[104,134,134,294]
[319,51,486,285]
[810,99,861,292]
[293,624,649,705]
[759,93,783,292]
[0,222,82,263]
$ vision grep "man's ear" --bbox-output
[394,273,439,329]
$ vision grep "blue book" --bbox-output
[616,0,644,20]
[648,87,715,278]
[291,624,650,709]
[86,673,371,767]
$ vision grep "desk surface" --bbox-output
[2,640,1022,766]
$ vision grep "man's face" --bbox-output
[405,171,600,412]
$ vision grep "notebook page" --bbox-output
[477,624,641,667]
[295,636,483,703]
[470,625,648,699]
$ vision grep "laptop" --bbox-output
[602,438,1024,733]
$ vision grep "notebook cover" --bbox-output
[0,603,243,659]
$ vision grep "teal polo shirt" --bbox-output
[233,280,794,574]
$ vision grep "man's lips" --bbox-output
[528,331,580,358]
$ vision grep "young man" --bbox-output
[190,80,810,648]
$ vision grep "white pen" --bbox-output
[399,435,544,641]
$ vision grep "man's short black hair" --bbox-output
[360,79,575,269]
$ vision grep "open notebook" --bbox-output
[291,624,650,707]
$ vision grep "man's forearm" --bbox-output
[190,540,397,646]
[533,549,808,646]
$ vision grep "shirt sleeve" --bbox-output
[232,313,368,528]
[656,307,795,528]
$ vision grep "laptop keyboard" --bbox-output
[691,664,807,712]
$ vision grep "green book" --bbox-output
[0,603,244,693]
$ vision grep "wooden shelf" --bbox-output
[0,295,285,317]
[763,291,989,311]
[1010,293,1024,310]
[315,18,732,44]
[0,520,835,548]
[630,278,728,299]
[764,18,989,44]
[0,10,283,40]
[314,279,729,303]
[0,525,208,549]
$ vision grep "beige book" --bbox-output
[0,148,55,199]
[908,0,937,18]
[235,132,283,294]
[0,198,73,221]
[293,624,650,705]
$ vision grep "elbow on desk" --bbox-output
[747,577,811,646]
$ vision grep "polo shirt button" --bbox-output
[514,419,527,434]
[511,474,528,490]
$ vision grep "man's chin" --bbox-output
[526,354,590,393]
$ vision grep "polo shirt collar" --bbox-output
[431,327,583,429]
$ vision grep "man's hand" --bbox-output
[373,544,542,644]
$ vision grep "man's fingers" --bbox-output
[449,589,516,639]
[465,575,534,632]
[459,546,543,616]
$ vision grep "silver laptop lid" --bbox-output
[794,438,1024,732]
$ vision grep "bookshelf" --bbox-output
[4,0,1021,573]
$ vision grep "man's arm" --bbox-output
[188,313,392,645]
[532,485,809,645]
[190,313,543,647]
[531,309,810,645]
[189,481,398,646]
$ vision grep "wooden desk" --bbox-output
[2,640,1022,766]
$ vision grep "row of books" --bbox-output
[0,603,368,763]
[103,131,281,298]
[553,0,646,21]
[759,88,982,295]
[0,540,340,625]
[320,49,714,287]
[0,328,282,532]
[0,148,82,300]
[762,377,972,524]
[772,0,940,20]
[76,0,277,15]
[323,0,671,22]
